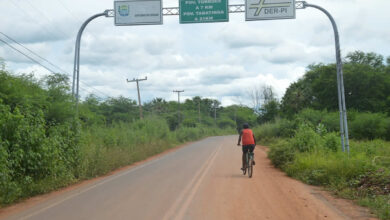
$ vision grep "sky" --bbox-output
[0,0,389,107]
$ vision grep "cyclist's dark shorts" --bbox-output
[242,144,255,153]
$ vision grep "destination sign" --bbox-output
[180,0,229,24]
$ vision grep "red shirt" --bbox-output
[241,129,255,145]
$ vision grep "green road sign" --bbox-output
[179,0,229,24]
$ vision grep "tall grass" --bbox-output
[77,117,172,178]
[77,117,232,179]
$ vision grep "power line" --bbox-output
[0,38,58,73]
[0,37,109,99]
[7,0,61,39]
[0,32,111,99]
[24,0,70,37]
[4,2,111,100]
[5,1,115,99]
[0,32,64,73]
[55,0,83,23]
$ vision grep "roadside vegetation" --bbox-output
[1,50,389,219]
[0,67,256,206]
[253,51,390,219]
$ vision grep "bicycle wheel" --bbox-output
[248,154,253,178]
[242,153,247,175]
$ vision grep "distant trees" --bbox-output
[280,51,390,117]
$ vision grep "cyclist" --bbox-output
[237,123,256,171]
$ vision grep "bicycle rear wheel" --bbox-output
[248,155,253,178]
[242,153,248,175]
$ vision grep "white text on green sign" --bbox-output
[180,0,229,23]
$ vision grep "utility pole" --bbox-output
[173,90,184,125]
[127,76,147,119]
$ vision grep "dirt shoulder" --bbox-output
[187,143,377,220]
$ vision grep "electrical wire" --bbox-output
[55,0,83,23]
[0,38,109,100]
[0,32,111,99]
[0,38,58,73]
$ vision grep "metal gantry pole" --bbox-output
[127,77,148,119]
[72,10,111,112]
[173,90,184,125]
[303,2,350,154]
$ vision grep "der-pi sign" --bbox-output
[246,0,295,21]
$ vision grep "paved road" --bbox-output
[2,136,374,220]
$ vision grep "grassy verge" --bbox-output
[77,117,233,179]
[254,123,390,220]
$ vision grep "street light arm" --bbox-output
[72,11,109,110]
[303,2,350,154]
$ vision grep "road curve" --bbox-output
[1,136,374,220]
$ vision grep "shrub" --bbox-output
[290,124,322,152]
[321,111,340,132]
[253,122,279,144]
[296,108,324,126]
[268,140,295,168]
[322,132,339,152]
[350,112,387,140]
[278,118,297,138]
[285,151,374,186]
[217,118,236,129]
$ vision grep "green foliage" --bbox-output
[217,118,236,129]
[253,118,296,144]
[346,50,385,69]
[280,51,390,115]
[277,108,390,141]
[350,112,389,140]
[261,119,390,219]
[322,132,339,152]
[0,69,239,206]
[267,140,295,168]
[359,195,390,220]
[257,99,280,123]
[290,124,322,152]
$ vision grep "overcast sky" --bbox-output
[1,0,389,106]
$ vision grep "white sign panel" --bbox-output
[114,0,162,25]
[246,0,295,21]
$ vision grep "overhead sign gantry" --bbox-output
[72,0,350,154]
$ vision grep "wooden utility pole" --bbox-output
[127,76,147,119]
[173,90,184,125]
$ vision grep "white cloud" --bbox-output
[0,0,389,107]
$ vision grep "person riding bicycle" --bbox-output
[237,123,256,171]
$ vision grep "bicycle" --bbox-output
[242,151,254,178]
